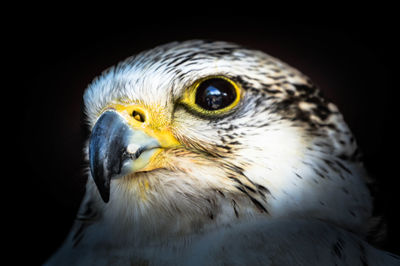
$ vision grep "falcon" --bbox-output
[45,40,400,265]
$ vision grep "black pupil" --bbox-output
[195,78,236,111]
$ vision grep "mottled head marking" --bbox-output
[83,40,372,240]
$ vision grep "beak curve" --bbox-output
[89,110,160,202]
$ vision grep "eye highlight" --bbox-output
[195,78,237,110]
[181,76,242,116]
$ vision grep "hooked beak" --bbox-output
[89,106,179,203]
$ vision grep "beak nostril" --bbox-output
[132,110,145,123]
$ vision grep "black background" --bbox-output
[9,7,399,265]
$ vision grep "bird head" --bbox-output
[83,40,372,238]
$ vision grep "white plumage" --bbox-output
[45,40,400,265]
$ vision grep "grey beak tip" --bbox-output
[100,189,110,203]
[89,111,132,204]
[89,140,111,203]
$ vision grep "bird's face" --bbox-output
[83,41,371,237]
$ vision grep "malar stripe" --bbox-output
[235,185,269,214]
[335,160,352,174]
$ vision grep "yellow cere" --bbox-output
[180,75,242,116]
[101,102,182,177]
[109,102,181,149]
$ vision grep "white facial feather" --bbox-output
[45,40,395,266]
[82,40,372,236]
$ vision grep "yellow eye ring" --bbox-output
[180,76,242,116]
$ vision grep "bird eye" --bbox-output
[195,78,237,111]
[180,76,241,116]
